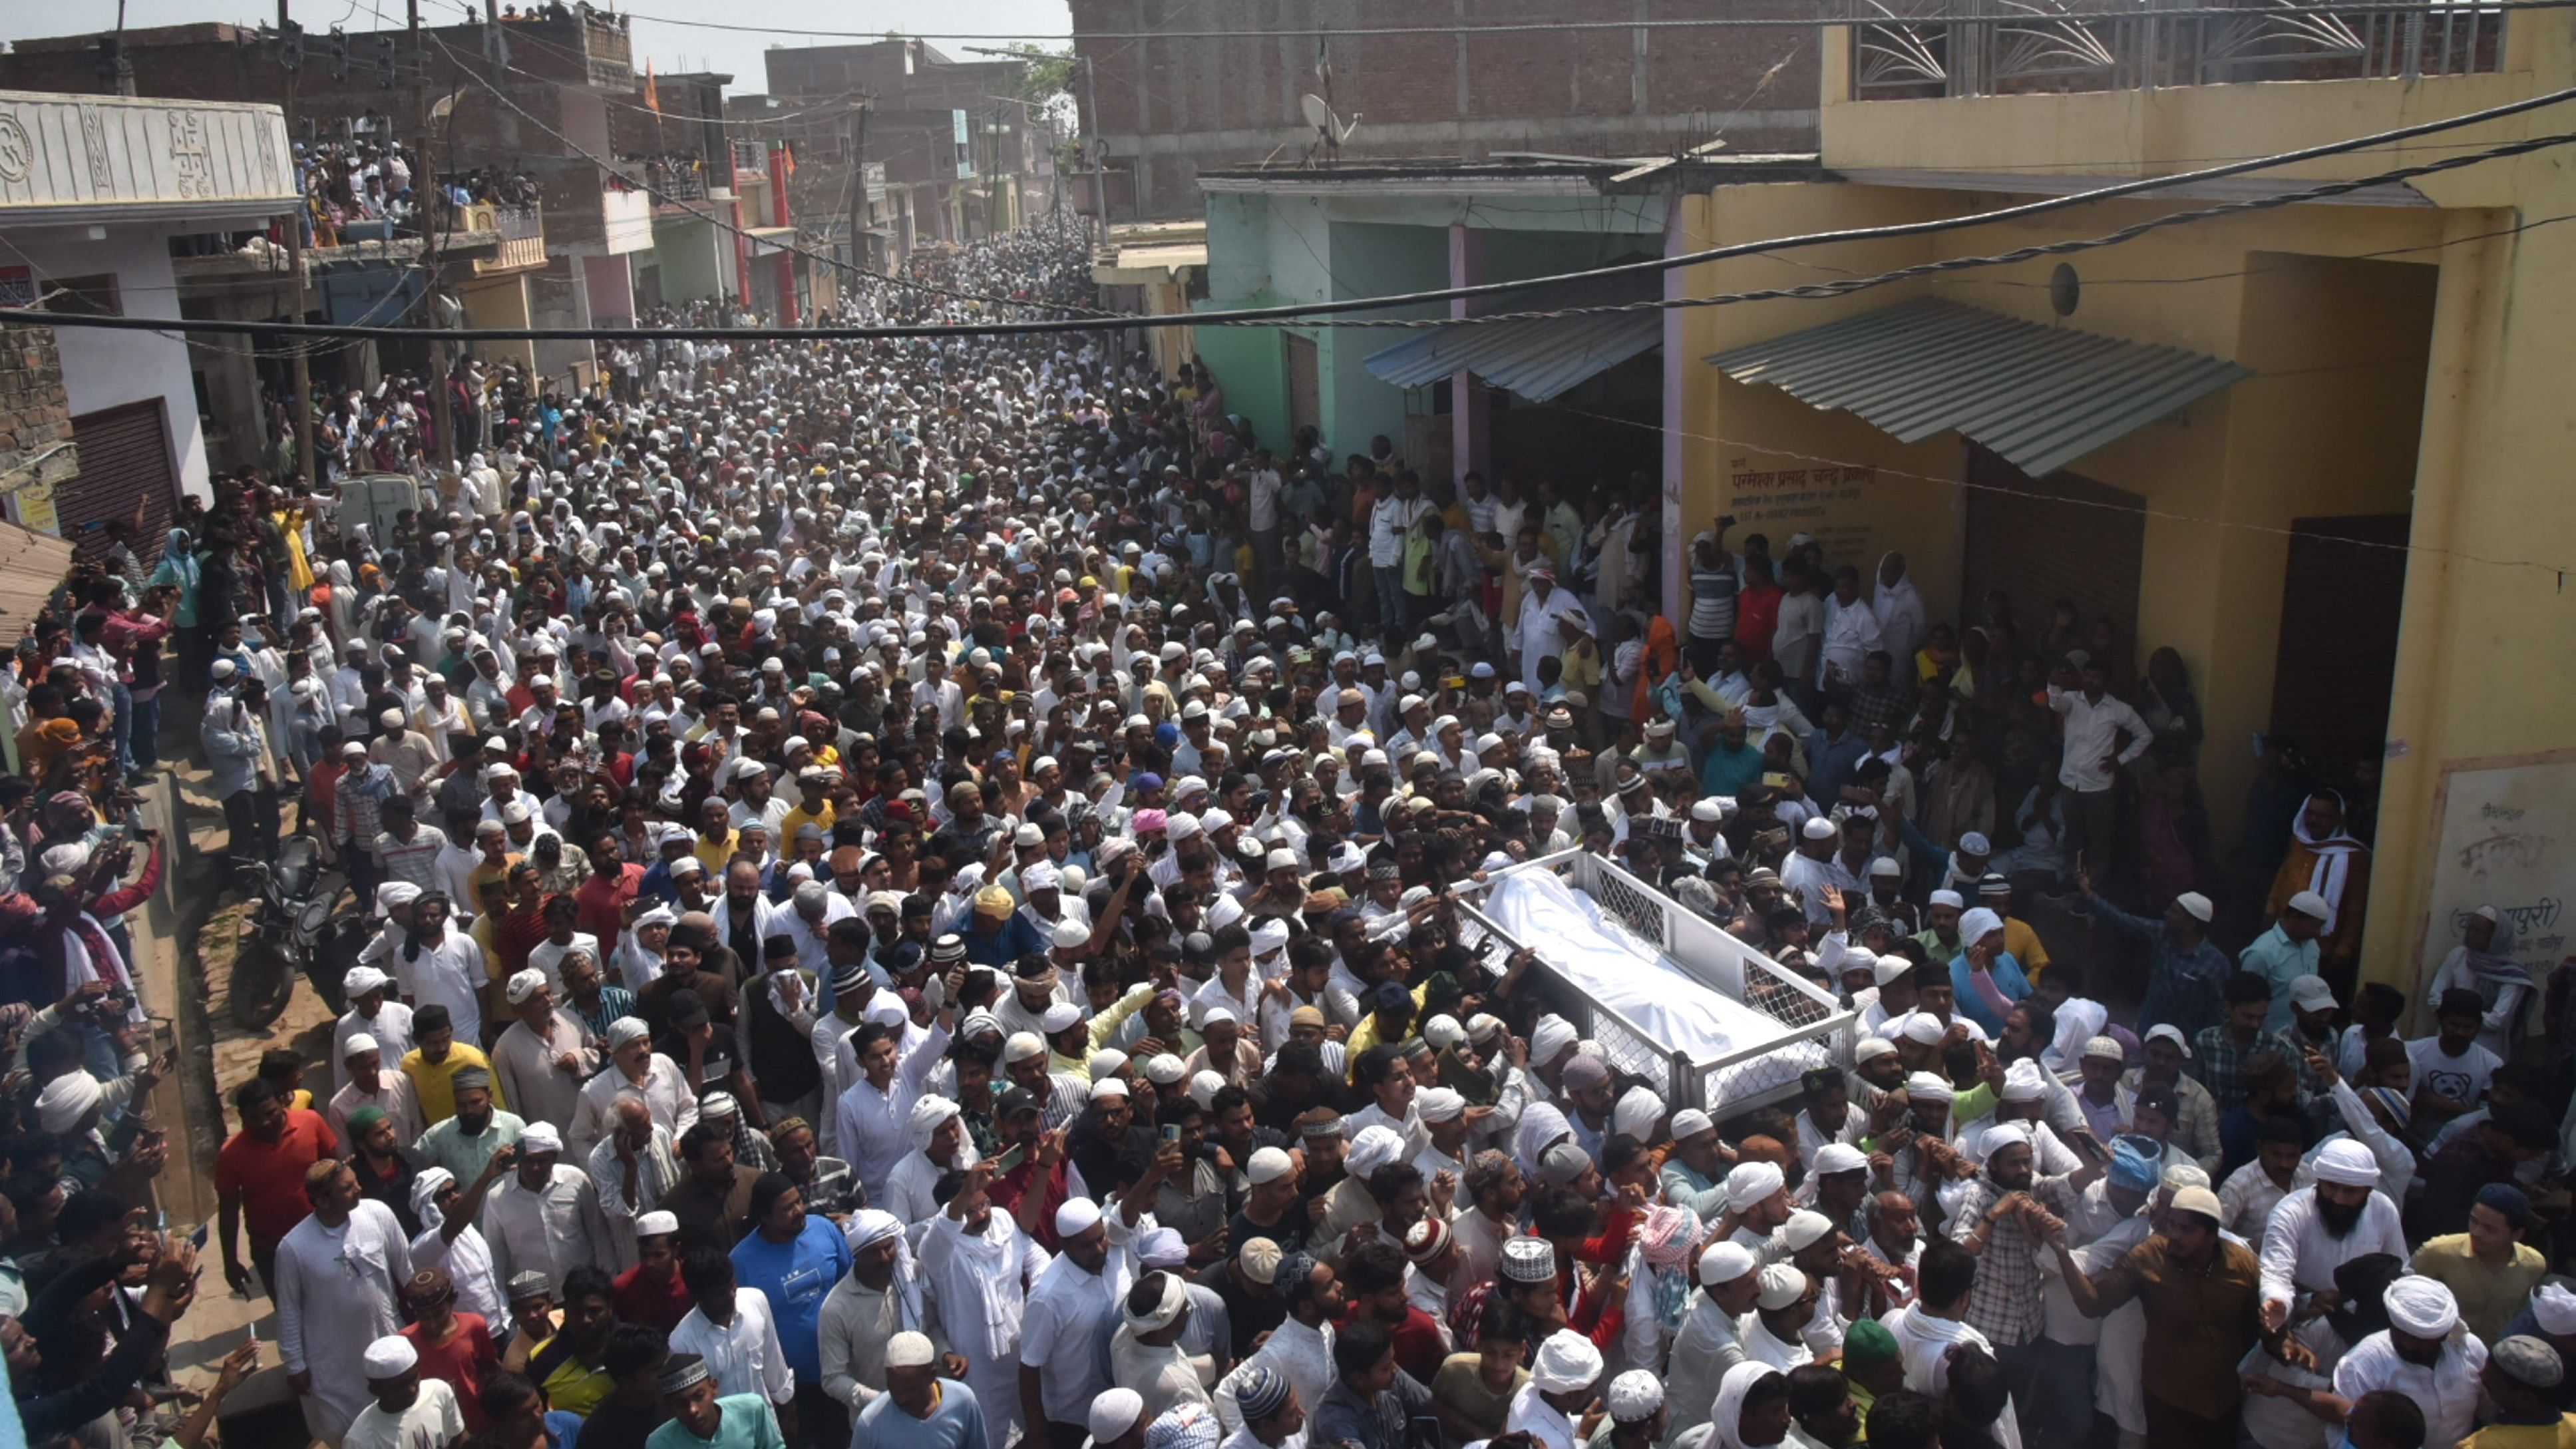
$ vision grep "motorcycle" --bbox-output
[226,833,363,1029]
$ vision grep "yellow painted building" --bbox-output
[1674,9,2576,1000]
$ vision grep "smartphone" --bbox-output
[189,1220,211,1250]
[1160,1124,1181,1145]
[992,1143,1027,1173]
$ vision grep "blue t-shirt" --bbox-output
[728,1215,852,1383]
[1947,950,2032,1037]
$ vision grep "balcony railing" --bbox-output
[582,13,632,87]
[1850,0,2501,98]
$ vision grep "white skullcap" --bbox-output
[1801,816,1838,841]
[519,1122,564,1154]
[344,1032,381,1058]
[1700,1241,1760,1286]
[1055,1197,1105,1238]
[362,1335,419,1377]
[1978,1122,2031,1159]
[2313,1138,2382,1187]
[1670,1108,1716,1140]
[1605,1370,1664,1422]
[1873,955,1911,986]
[1814,1143,1869,1175]
[1089,1076,1131,1102]
[1053,919,1090,950]
[1346,1125,1405,1178]
[1902,1012,1948,1045]
[1246,1146,1296,1185]
[345,964,391,996]
[2384,1275,2462,1338]
[1530,1329,1604,1394]
[2082,1035,2126,1062]
[1417,1087,1466,1124]
[1041,1002,1084,1034]
[506,967,547,1004]
[1855,1037,1899,1064]
[1189,1070,1226,1109]
[2533,1283,2576,1336]
[1929,889,1964,909]
[636,1210,680,1238]
[1782,1209,1835,1251]
[1089,1389,1145,1442]
[1423,1015,1465,1050]
[1756,1263,1810,1311]
[1905,1071,1956,1105]
[2287,889,2332,921]
[1725,1161,1785,1211]
[885,1331,937,1368]
[2000,1060,2046,1103]
[1958,907,2004,943]
[1089,1049,1129,1080]
[1145,1054,1188,1085]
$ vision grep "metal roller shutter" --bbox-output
[2268,514,2411,779]
[62,401,177,566]
[1960,443,2145,663]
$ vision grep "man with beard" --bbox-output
[918,1162,1049,1449]
[2327,1275,2489,1449]
[1666,1242,1763,1446]
[413,1065,527,1182]
[1852,1190,1921,1323]
[2257,1138,2409,1333]
[1940,1122,2103,1417]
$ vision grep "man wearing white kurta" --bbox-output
[491,971,594,1135]
[333,966,417,1100]
[919,1177,1050,1449]
[1511,569,1591,698]
[2257,1140,2409,1327]
[566,1018,698,1164]
[588,1095,683,1271]
[277,1160,417,1445]
[480,1122,612,1293]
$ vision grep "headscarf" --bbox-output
[1706,1362,1785,1449]
[845,1209,926,1331]
[411,1167,456,1232]
[2455,905,2532,991]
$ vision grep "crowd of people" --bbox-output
[4,214,2573,1449]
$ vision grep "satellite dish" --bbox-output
[1300,93,1333,132]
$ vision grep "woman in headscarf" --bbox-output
[2266,789,2371,977]
[1704,1362,1793,1449]
[148,527,209,690]
[2426,905,2531,1058]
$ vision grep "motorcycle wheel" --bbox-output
[229,936,300,1031]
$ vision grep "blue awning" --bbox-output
[1363,273,1661,402]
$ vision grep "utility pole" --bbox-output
[411,0,455,468]
[847,101,868,276]
[1082,53,1106,234]
[281,0,315,487]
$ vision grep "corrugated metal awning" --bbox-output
[1364,274,1661,402]
[1706,297,2251,478]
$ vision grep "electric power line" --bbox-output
[616,0,2535,43]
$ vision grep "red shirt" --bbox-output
[1342,1305,1448,1385]
[403,1313,500,1431]
[213,1109,341,1249]
[575,862,646,944]
[612,1263,695,1332]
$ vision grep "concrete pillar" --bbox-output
[768,144,799,326]
[1448,222,1489,488]
[1663,197,1690,624]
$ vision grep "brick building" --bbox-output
[1069,0,1818,219]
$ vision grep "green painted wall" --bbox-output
[1193,326,1290,456]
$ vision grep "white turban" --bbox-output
[1346,1125,1405,1179]
[35,1072,105,1134]
[2384,1275,2462,1338]
[2312,1138,2382,1187]
[518,1122,564,1154]
[1531,1015,1579,1065]
[2533,1283,2576,1336]
[1978,1122,2032,1160]
[1958,907,2005,944]
[2000,1060,2047,1103]
[1417,1087,1466,1124]
[1530,1328,1604,1394]
[1905,1071,1955,1105]
[847,1209,905,1251]
[910,1094,962,1148]
[1612,1086,1666,1143]
[1724,1161,1785,1212]
[1902,1012,1948,1045]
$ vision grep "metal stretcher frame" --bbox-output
[1449,847,1861,1119]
